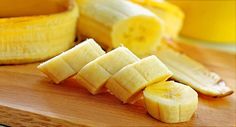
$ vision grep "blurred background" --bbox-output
[168,0,236,53]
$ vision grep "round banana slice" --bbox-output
[76,0,163,57]
[0,0,78,64]
[144,81,198,123]
[37,39,105,84]
[75,47,139,94]
[106,55,172,103]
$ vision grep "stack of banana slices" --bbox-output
[1,0,233,124]
[38,39,198,123]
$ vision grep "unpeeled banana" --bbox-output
[0,0,79,64]
[75,47,139,94]
[129,0,184,38]
[76,0,163,57]
[37,39,105,84]
[106,55,172,103]
[144,81,198,123]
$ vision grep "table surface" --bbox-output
[0,43,235,127]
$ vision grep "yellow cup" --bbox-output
[169,0,236,44]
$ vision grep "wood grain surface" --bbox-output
[0,43,235,127]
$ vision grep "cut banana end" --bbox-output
[37,39,105,84]
[112,15,163,57]
[106,55,172,103]
[76,0,163,57]
[144,81,198,123]
[0,0,78,64]
[156,44,233,97]
[76,47,140,94]
[130,0,184,39]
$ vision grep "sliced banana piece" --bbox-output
[76,47,139,94]
[106,55,172,103]
[38,39,105,84]
[144,81,198,123]
[156,44,233,97]
[76,0,163,57]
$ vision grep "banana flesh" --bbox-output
[156,44,233,97]
[76,0,164,57]
[0,0,79,64]
[37,39,105,84]
[106,55,172,103]
[129,0,184,39]
[75,47,139,94]
[144,81,198,123]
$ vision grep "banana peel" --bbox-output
[0,0,79,64]
[156,40,233,97]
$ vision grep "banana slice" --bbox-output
[130,0,184,38]
[144,81,198,123]
[156,44,233,97]
[76,0,163,57]
[106,55,172,103]
[76,47,139,94]
[0,0,78,64]
[37,39,105,84]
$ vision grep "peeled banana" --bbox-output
[76,0,163,57]
[144,81,198,123]
[37,39,105,84]
[129,0,184,38]
[106,55,172,103]
[156,43,233,97]
[0,0,79,64]
[75,47,139,94]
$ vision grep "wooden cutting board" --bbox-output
[0,43,235,127]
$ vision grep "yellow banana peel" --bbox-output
[0,0,79,64]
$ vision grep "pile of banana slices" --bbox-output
[0,0,233,124]
[38,39,198,123]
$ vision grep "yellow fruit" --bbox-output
[156,43,233,97]
[169,0,236,43]
[76,47,139,94]
[144,81,198,123]
[37,39,105,84]
[76,0,164,57]
[0,0,79,64]
[130,0,184,38]
[106,55,172,103]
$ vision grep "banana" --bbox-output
[75,47,140,94]
[37,39,105,84]
[156,43,233,97]
[144,81,198,123]
[76,0,164,57]
[0,0,78,64]
[106,55,172,103]
[129,0,184,39]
